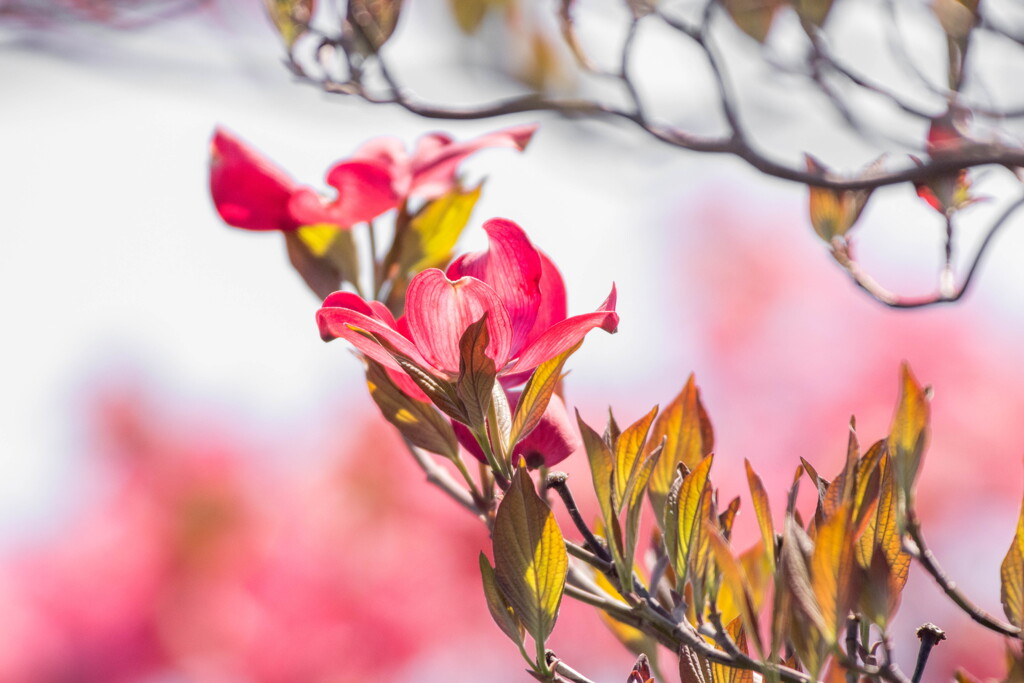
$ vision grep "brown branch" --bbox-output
[831,194,1024,308]
[905,507,1021,638]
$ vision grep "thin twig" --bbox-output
[905,507,1021,638]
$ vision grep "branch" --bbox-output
[832,194,1024,308]
[905,507,1021,638]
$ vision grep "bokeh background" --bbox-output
[3,0,1024,680]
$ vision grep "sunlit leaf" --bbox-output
[854,451,908,625]
[718,496,740,541]
[479,552,525,646]
[365,360,459,459]
[621,448,660,594]
[263,0,314,48]
[708,529,763,657]
[805,154,883,243]
[710,617,755,683]
[615,406,659,513]
[745,460,775,571]
[510,342,581,448]
[493,468,568,646]
[810,502,857,644]
[888,362,930,504]
[401,183,482,274]
[668,454,714,589]
[648,375,714,523]
[1001,491,1024,628]
[580,411,616,540]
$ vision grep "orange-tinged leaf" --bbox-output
[621,448,660,594]
[648,376,714,521]
[708,529,763,657]
[614,406,659,513]
[805,154,883,243]
[810,502,857,644]
[721,0,782,43]
[493,468,568,646]
[745,460,775,571]
[781,515,827,636]
[479,552,524,646]
[718,496,741,541]
[1001,491,1024,628]
[710,617,755,682]
[888,362,930,503]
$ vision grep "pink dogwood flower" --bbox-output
[316,217,618,381]
[209,127,302,232]
[210,124,537,232]
[290,124,538,226]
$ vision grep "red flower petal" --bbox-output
[290,161,398,227]
[209,127,300,232]
[409,123,539,199]
[405,269,513,376]
[446,218,543,356]
[525,249,568,347]
[506,284,618,376]
[317,291,430,372]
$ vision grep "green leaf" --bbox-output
[708,529,763,657]
[667,454,714,590]
[400,183,483,274]
[365,360,459,459]
[509,341,581,448]
[620,447,660,595]
[648,375,714,523]
[297,224,361,288]
[479,553,525,646]
[493,468,568,647]
[455,314,497,432]
[614,406,659,513]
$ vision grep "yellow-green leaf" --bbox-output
[365,360,459,459]
[493,468,568,646]
[648,375,714,523]
[580,411,615,538]
[510,341,580,448]
[671,454,714,589]
[614,406,659,513]
[745,459,775,571]
[263,0,314,48]
[1002,491,1024,628]
[888,362,930,503]
[401,183,482,274]
[479,552,525,646]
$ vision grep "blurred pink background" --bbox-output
[3,1,1024,681]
